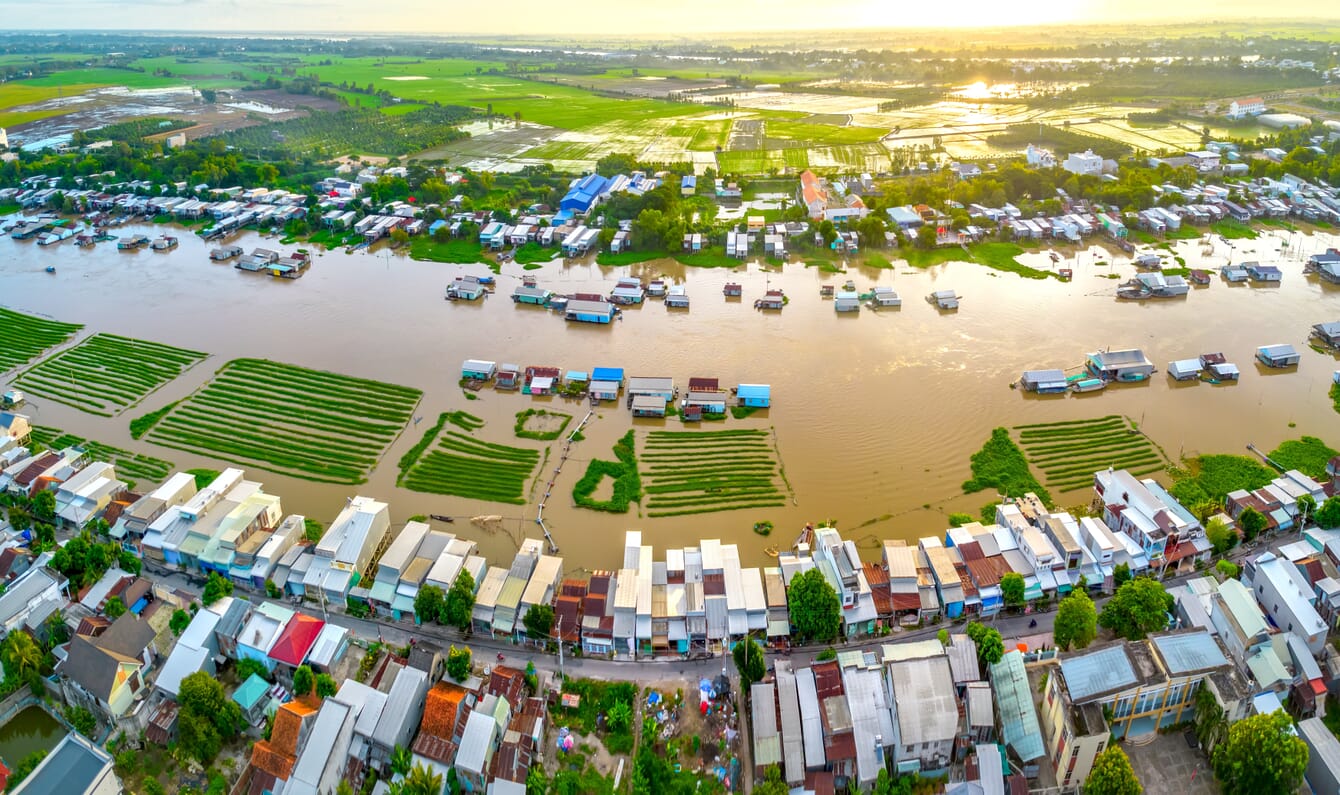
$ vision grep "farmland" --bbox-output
[140,358,422,484]
[0,308,83,374]
[572,430,642,513]
[515,409,572,441]
[17,334,207,416]
[639,429,789,518]
[29,425,173,487]
[400,425,541,505]
[1012,416,1167,494]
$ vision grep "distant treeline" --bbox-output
[986,123,1130,161]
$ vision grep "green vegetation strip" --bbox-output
[573,431,641,513]
[30,425,173,485]
[17,333,207,415]
[964,427,1051,504]
[1010,416,1166,494]
[1169,454,1275,512]
[401,426,540,504]
[637,429,786,517]
[1268,436,1337,481]
[0,308,82,373]
[143,358,421,484]
[515,409,572,441]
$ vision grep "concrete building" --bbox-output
[11,732,120,795]
[884,640,957,774]
[1062,150,1104,177]
[1243,550,1329,655]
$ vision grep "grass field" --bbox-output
[141,358,421,484]
[0,308,83,374]
[639,429,788,517]
[400,426,540,504]
[29,425,173,487]
[1012,416,1166,494]
[409,237,488,265]
[716,147,810,174]
[17,334,207,416]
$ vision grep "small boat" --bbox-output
[44,266,55,274]
[476,275,496,285]
[1069,375,1106,393]
[429,514,455,523]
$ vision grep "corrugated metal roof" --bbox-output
[988,651,1045,762]
[775,661,805,785]
[1152,631,1228,674]
[1059,645,1137,701]
[888,655,957,748]
[796,666,826,770]
[752,683,781,767]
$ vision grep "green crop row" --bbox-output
[227,358,422,402]
[404,450,533,504]
[168,405,376,458]
[209,369,416,418]
[573,430,641,513]
[0,308,84,372]
[1014,415,1125,431]
[155,413,375,469]
[207,375,416,425]
[647,499,788,518]
[398,413,451,481]
[18,333,207,414]
[439,432,541,463]
[1027,438,1158,465]
[445,411,484,431]
[1016,422,1130,443]
[147,426,364,484]
[1021,434,1152,458]
[515,409,572,441]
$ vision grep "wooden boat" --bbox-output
[429,514,455,523]
[45,266,55,274]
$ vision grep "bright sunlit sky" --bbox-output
[3,0,1338,35]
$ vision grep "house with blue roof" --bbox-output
[681,175,697,196]
[591,367,624,384]
[560,174,611,215]
[737,384,771,408]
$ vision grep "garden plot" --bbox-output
[640,429,788,518]
[400,427,540,505]
[17,333,207,416]
[141,358,421,484]
[0,307,82,374]
[1013,416,1167,494]
[29,425,173,487]
[807,143,892,172]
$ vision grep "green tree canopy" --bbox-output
[446,645,471,681]
[315,673,337,698]
[169,608,192,636]
[1000,572,1026,609]
[523,603,555,640]
[1084,746,1141,795]
[414,584,445,624]
[1099,578,1173,640]
[292,664,314,696]
[2,630,44,680]
[103,595,126,619]
[1238,506,1266,541]
[201,571,233,606]
[733,638,766,690]
[1112,562,1132,590]
[443,568,476,631]
[966,621,1004,665]
[1053,589,1097,651]
[1206,517,1238,555]
[1317,496,1340,529]
[787,568,841,642]
[1212,710,1308,794]
[178,671,243,764]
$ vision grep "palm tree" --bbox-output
[3,631,43,679]
[401,763,444,795]
[389,744,412,777]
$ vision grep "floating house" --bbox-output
[210,245,243,261]
[647,279,667,297]
[1020,369,1069,394]
[631,395,667,418]
[683,391,727,414]
[495,364,521,390]
[609,279,645,305]
[736,384,771,408]
[117,235,150,251]
[591,367,623,385]
[627,377,675,402]
[835,291,861,312]
[1312,322,1340,349]
[1307,249,1340,283]
[1167,359,1204,381]
[238,248,279,270]
[754,290,785,310]
[565,370,589,390]
[1257,344,1300,368]
[1220,263,1250,282]
[524,366,561,396]
[1246,263,1283,282]
[589,380,619,401]
[1200,353,1240,381]
[871,287,901,307]
[1135,253,1162,268]
[461,360,497,381]
[665,285,690,308]
[723,283,743,298]
[1189,269,1212,285]
[929,290,960,310]
[151,235,178,251]
[446,276,486,301]
[1087,349,1155,382]
[565,299,616,324]
[512,285,552,305]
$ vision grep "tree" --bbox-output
[235,657,271,683]
[915,224,937,249]
[523,603,555,641]
[1215,560,1240,581]
[1194,682,1229,753]
[414,584,445,625]
[1317,496,1340,529]
[443,568,476,630]
[965,621,1004,665]
[65,705,97,737]
[1000,572,1026,610]
[1099,578,1173,640]
[2,630,44,680]
[400,763,445,795]
[733,638,765,689]
[787,568,841,642]
[1206,517,1238,555]
[937,628,950,646]
[446,645,471,681]
[7,750,49,792]
[103,595,126,619]
[1053,589,1097,651]
[818,220,837,246]
[753,766,789,795]
[31,489,55,522]
[169,608,192,636]
[201,571,233,606]
[336,782,355,795]
[303,518,324,543]
[1212,710,1307,794]
[315,673,338,699]
[606,699,632,734]
[1238,506,1266,542]
[525,766,548,795]
[1083,746,1141,795]
[265,579,282,599]
[1112,562,1132,590]
[1298,493,1318,525]
[390,744,413,776]
[178,671,243,764]
[292,664,314,696]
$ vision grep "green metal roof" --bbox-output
[988,651,1046,763]
[232,673,271,710]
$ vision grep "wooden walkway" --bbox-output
[534,408,596,553]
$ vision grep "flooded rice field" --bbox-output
[2,219,1339,569]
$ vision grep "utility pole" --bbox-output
[556,616,565,680]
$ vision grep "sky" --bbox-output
[2,0,1338,35]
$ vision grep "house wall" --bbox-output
[1040,674,1107,790]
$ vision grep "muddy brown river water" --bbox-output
[3,218,1339,568]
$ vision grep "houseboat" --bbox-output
[1246,263,1283,283]
[819,285,835,298]
[834,291,861,312]
[151,235,178,251]
[1134,253,1162,269]
[269,254,310,279]
[1086,349,1155,382]
[512,285,553,306]
[237,248,280,271]
[1305,249,1340,283]
[565,299,617,324]
[210,245,243,261]
[665,285,690,308]
[736,384,771,408]
[1189,270,1212,286]
[928,290,960,310]
[1199,353,1240,382]
[1019,369,1069,395]
[1311,322,1340,349]
[870,287,901,308]
[446,276,486,301]
[461,360,498,381]
[1220,263,1250,282]
[754,290,785,311]
[647,279,668,297]
[1257,344,1301,368]
[117,235,150,251]
[723,283,743,298]
[1069,376,1107,393]
[495,364,522,390]
[609,278,646,305]
[1167,359,1204,382]
[631,395,667,418]
[37,227,74,246]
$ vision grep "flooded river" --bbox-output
[3,219,1339,568]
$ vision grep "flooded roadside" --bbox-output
[2,217,1339,568]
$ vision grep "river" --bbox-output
[2,217,1339,568]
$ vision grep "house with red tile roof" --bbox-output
[268,613,324,675]
[413,681,475,770]
[241,696,321,795]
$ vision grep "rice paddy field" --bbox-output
[0,308,83,373]
[16,334,207,416]
[140,358,422,484]
[29,425,173,487]
[1012,416,1168,494]
[399,426,541,505]
[639,429,789,518]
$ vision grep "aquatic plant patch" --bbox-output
[17,333,207,416]
[400,427,540,504]
[29,425,173,486]
[1268,436,1337,482]
[0,308,82,374]
[638,429,787,517]
[964,428,1051,504]
[1011,416,1167,495]
[1169,454,1276,509]
[141,358,421,484]
[515,409,572,441]
[573,430,641,513]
